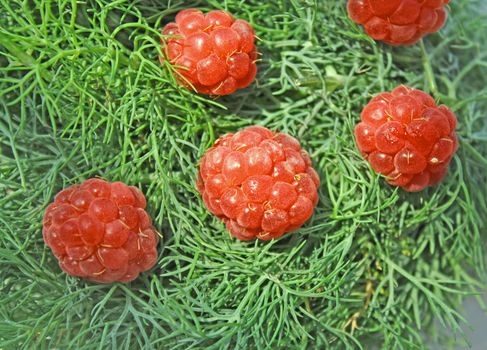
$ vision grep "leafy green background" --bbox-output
[1,0,486,349]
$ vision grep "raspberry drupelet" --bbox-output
[355,86,458,192]
[161,9,257,95]
[42,179,159,283]
[347,0,449,45]
[197,126,320,241]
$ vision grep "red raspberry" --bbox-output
[354,86,458,192]
[347,0,449,45]
[42,179,159,283]
[197,126,320,241]
[160,9,257,95]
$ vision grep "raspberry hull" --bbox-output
[197,126,320,241]
[42,179,159,283]
[161,9,257,95]
[355,86,458,192]
[347,0,449,45]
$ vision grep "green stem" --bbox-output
[420,40,438,96]
[0,35,36,68]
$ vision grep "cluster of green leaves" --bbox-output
[1,0,486,349]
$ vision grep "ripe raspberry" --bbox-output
[347,0,449,45]
[42,179,159,283]
[197,126,320,241]
[354,86,458,192]
[161,9,258,95]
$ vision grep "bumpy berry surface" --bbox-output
[197,126,320,241]
[347,0,449,45]
[42,179,159,283]
[161,9,257,95]
[354,86,458,192]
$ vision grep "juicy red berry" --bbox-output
[197,126,320,241]
[161,9,257,95]
[347,0,449,45]
[354,86,458,192]
[42,179,159,283]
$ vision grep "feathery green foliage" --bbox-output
[1,0,486,349]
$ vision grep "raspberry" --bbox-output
[161,9,257,95]
[347,0,449,45]
[197,126,320,241]
[354,86,458,192]
[42,179,159,283]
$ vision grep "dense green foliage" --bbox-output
[1,0,486,349]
